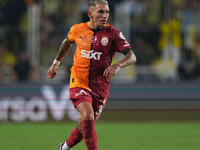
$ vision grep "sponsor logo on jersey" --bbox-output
[90,36,97,43]
[101,37,108,46]
[81,50,102,60]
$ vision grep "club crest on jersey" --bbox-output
[101,37,108,46]
[90,36,97,43]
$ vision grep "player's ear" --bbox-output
[88,10,92,19]
[88,6,95,19]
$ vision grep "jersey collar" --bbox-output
[87,21,110,33]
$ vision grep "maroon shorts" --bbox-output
[69,87,107,119]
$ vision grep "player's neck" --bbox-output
[89,21,105,31]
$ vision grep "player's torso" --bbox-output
[70,22,116,97]
[74,23,114,68]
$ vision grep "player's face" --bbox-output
[90,4,110,28]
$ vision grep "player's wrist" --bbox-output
[53,59,61,66]
[115,63,121,68]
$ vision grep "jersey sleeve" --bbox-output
[67,25,77,43]
[113,31,132,55]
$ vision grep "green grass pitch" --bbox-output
[0,121,200,150]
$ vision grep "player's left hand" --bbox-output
[103,63,120,79]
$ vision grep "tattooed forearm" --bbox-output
[116,50,136,68]
[55,38,73,61]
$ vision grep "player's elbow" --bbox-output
[132,55,136,63]
[134,56,137,63]
[129,51,136,64]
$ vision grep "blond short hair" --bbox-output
[88,0,108,10]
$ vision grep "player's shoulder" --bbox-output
[71,22,88,30]
[105,24,120,34]
[105,24,122,40]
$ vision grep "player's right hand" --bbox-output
[47,64,59,79]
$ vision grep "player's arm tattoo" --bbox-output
[116,50,136,68]
[55,38,73,61]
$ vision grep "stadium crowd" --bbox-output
[0,0,200,84]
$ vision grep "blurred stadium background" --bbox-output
[0,0,200,149]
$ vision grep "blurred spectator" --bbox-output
[180,0,200,50]
[0,42,16,84]
[134,38,155,65]
[178,49,200,80]
[0,43,16,66]
[30,66,40,83]
[40,10,55,49]
[192,36,200,63]
[14,51,31,82]
[1,0,27,56]
[158,17,182,80]
[80,0,89,22]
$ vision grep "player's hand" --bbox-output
[103,63,120,79]
[47,64,59,79]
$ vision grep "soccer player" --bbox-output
[47,0,136,150]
